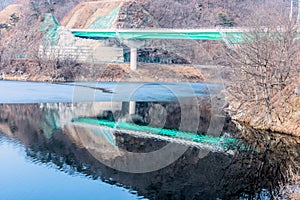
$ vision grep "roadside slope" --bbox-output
[61,1,123,28]
[0,3,24,23]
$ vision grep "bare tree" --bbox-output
[223,2,300,121]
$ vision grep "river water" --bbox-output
[0,81,286,199]
[0,80,223,103]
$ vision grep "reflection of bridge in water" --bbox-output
[0,103,282,199]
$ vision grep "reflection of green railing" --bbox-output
[72,118,237,149]
[40,108,60,139]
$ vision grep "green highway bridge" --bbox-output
[43,13,298,70]
[42,13,245,69]
[70,28,244,70]
[70,28,245,41]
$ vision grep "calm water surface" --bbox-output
[0,81,223,103]
[0,135,144,200]
[0,81,279,200]
[0,102,277,200]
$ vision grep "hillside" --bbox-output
[0,3,23,24]
[0,0,291,64]
[61,1,123,29]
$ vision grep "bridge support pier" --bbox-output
[130,48,137,71]
[124,40,145,71]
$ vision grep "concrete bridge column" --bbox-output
[123,40,145,70]
[130,48,138,70]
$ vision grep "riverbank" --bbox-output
[228,82,300,137]
[0,60,209,83]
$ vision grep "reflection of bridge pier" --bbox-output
[121,101,136,115]
[129,101,136,115]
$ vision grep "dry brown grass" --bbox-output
[0,60,205,83]
[0,3,23,23]
[275,166,300,200]
[60,1,122,28]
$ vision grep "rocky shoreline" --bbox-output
[227,84,300,137]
